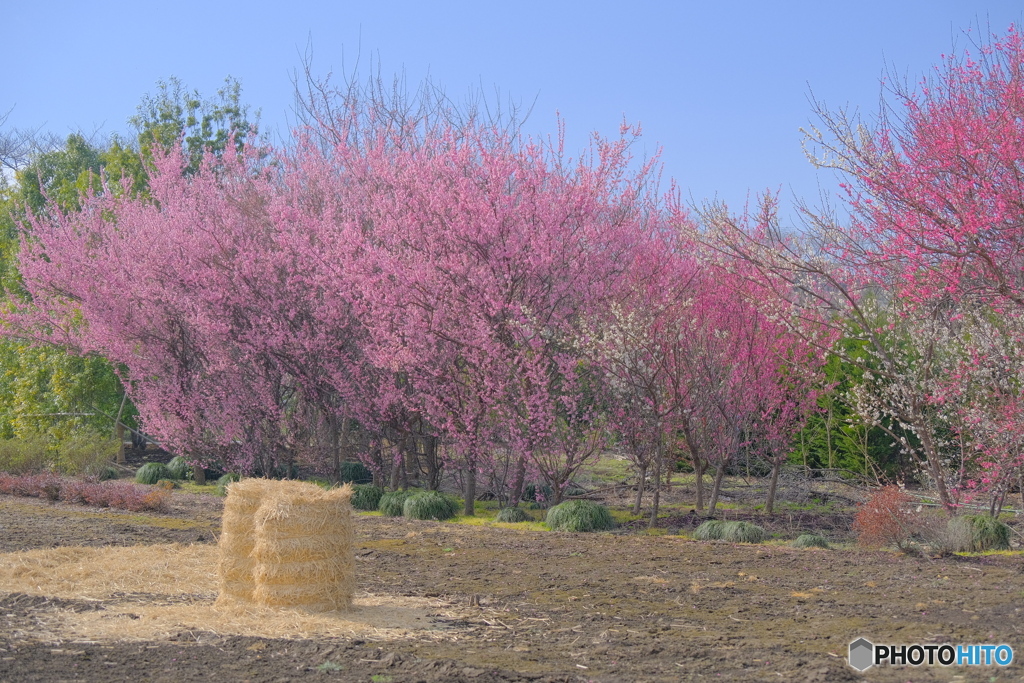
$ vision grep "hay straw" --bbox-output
[216,478,274,605]
[216,479,356,612]
[0,544,218,599]
[250,482,355,612]
[0,543,459,642]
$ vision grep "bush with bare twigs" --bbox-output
[853,486,917,551]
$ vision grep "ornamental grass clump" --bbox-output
[377,489,416,517]
[135,462,172,485]
[215,472,241,496]
[338,461,372,485]
[495,507,530,523]
[97,465,120,481]
[166,456,191,480]
[350,484,384,511]
[403,491,460,521]
[792,533,831,549]
[948,514,1011,552]
[693,520,726,541]
[545,499,615,532]
[720,521,766,544]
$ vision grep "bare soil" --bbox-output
[0,490,1022,682]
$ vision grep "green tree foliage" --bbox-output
[0,77,254,448]
[130,76,257,179]
[0,339,136,441]
[791,337,909,481]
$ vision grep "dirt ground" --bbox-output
[0,490,1022,682]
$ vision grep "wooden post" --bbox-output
[116,423,126,464]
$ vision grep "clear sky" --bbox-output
[4,1,1023,221]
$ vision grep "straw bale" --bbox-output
[215,479,356,611]
[250,482,355,612]
[216,478,279,605]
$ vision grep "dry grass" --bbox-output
[0,543,453,642]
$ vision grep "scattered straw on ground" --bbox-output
[0,543,453,642]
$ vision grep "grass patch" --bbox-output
[693,520,726,540]
[177,481,219,496]
[495,507,530,523]
[403,491,460,521]
[214,472,240,496]
[338,461,372,484]
[720,521,766,543]
[948,514,1011,552]
[351,484,384,511]
[792,533,831,549]
[545,499,615,532]
[134,462,172,485]
[166,456,190,480]
[585,456,633,484]
[378,489,417,517]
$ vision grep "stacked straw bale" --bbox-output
[216,478,272,605]
[217,479,355,612]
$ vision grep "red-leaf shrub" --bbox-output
[853,485,918,550]
[0,473,169,512]
[58,479,91,505]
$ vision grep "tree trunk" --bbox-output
[918,428,951,509]
[425,436,442,491]
[194,464,206,485]
[707,463,726,513]
[799,429,808,478]
[463,466,476,516]
[390,452,400,490]
[633,462,647,515]
[116,423,126,465]
[509,455,527,507]
[765,459,781,515]
[693,456,706,511]
[648,440,662,530]
[330,416,341,484]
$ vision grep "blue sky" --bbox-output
[4,1,1023,221]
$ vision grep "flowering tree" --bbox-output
[803,26,1024,310]
[11,67,661,510]
[794,26,1024,506]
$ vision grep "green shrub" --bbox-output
[351,484,384,511]
[545,499,615,532]
[97,465,121,482]
[378,489,416,517]
[693,520,726,541]
[948,514,1011,552]
[403,491,460,521]
[57,435,119,476]
[792,533,830,549]
[496,507,530,523]
[134,462,172,485]
[166,456,191,480]
[0,436,52,474]
[339,461,373,484]
[720,521,766,543]
[215,472,241,496]
[523,483,553,505]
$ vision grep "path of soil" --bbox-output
[0,492,1022,682]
